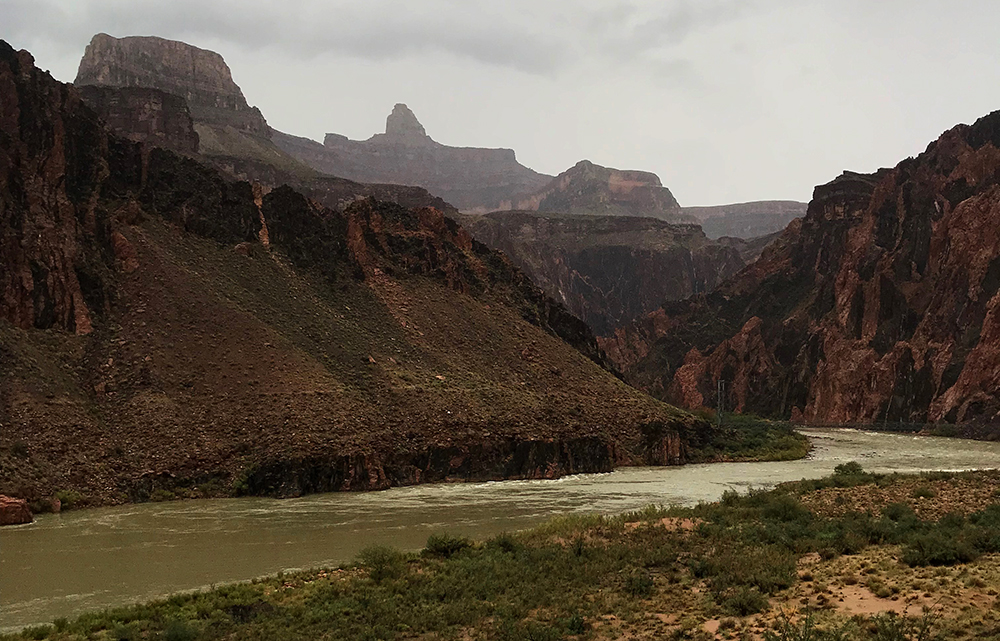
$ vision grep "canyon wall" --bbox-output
[461,212,749,336]
[604,114,1000,424]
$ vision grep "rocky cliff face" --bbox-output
[77,85,199,154]
[461,212,749,336]
[75,33,268,136]
[683,200,807,239]
[0,40,704,507]
[514,160,685,221]
[605,112,1000,424]
[274,105,551,211]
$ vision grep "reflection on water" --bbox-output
[3,428,999,630]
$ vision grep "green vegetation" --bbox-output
[689,411,810,462]
[12,464,1000,640]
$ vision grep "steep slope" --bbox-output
[461,211,748,336]
[603,112,1000,424]
[0,41,704,508]
[274,104,551,211]
[514,160,685,221]
[683,200,806,239]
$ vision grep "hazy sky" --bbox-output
[4,0,1000,205]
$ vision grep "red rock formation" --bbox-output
[0,495,32,526]
[1,40,704,507]
[77,85,199,154]
[0,47,114,334]
[608,113,1000,424]
[512,160,683,221]
[75,33,268,136]
[461,211,749,335]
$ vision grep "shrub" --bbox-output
[564,613,586,634]
[162,619,198,641]
[902,532,979,566]
[150,489,176,503]
[54,489,85,510]
[424,533,472,558]
[624,569,654,597]
[833,461,865,477]
[706,545,797,596]
[488,532,522,554]
[911,486,936,499]
[357,545,406,582]
[721,586,769,616]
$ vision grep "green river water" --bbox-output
[3,428,1000,631]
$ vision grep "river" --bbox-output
[4,428,1000,631]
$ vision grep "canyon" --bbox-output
[460,212,754,336]
[604,112,1000,424]
[0,40,707,511]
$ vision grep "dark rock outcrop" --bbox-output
[0,495,32,525]
[683,200,807,240]
[1,40,704,507]
[605,112,1000,424]
[513,160,684,221]
[274,105,551,211]
[77,85,199,154]
[461,211,749,336]
[75,33,268,136]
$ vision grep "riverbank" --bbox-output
[7,463,1000,640]
[8,418,807,518]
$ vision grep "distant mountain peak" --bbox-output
[385,103,429,141]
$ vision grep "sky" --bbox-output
[3,0,1000,206]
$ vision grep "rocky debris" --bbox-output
[683,200,806,239]
[461,211,748,336]
[75,33,268,136]
[77,85,199,154]
[607,109,1000,423]
[513,160,684,221]
[275,105,551,211]
[0,495,32,526]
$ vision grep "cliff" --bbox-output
[604,111,1000,424]
[77,85,199,154]
[273,105,551,211]
[0,41,705,508]
[461,212,749,336]
[74,33,310,175]
[75,33,268,135]
[513,160,685,221]
[683,200,807,239]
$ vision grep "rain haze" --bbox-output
[3,0,999,205]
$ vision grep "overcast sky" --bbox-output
[4,0,999,205]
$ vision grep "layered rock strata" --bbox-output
[604,113,1000,424]
[0,40,704,508]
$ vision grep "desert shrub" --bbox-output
[149,489,176,503]
[762,494,812,523]
[902,531,980,566]
[22,626,52,641]
[54,489,85,510]
[834,461,865,477]
[162,620,198,641]
[624,569,654,597]
[911,486,936,499]
[424,533,472,559]
[357,545,407,582]
[701,545,797,603]
[866,611,938,641]
[11,440,29,458]
[564,613,586,634]
[721,586,769,616]
[487,532,522,554]
[720,488,741,506]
